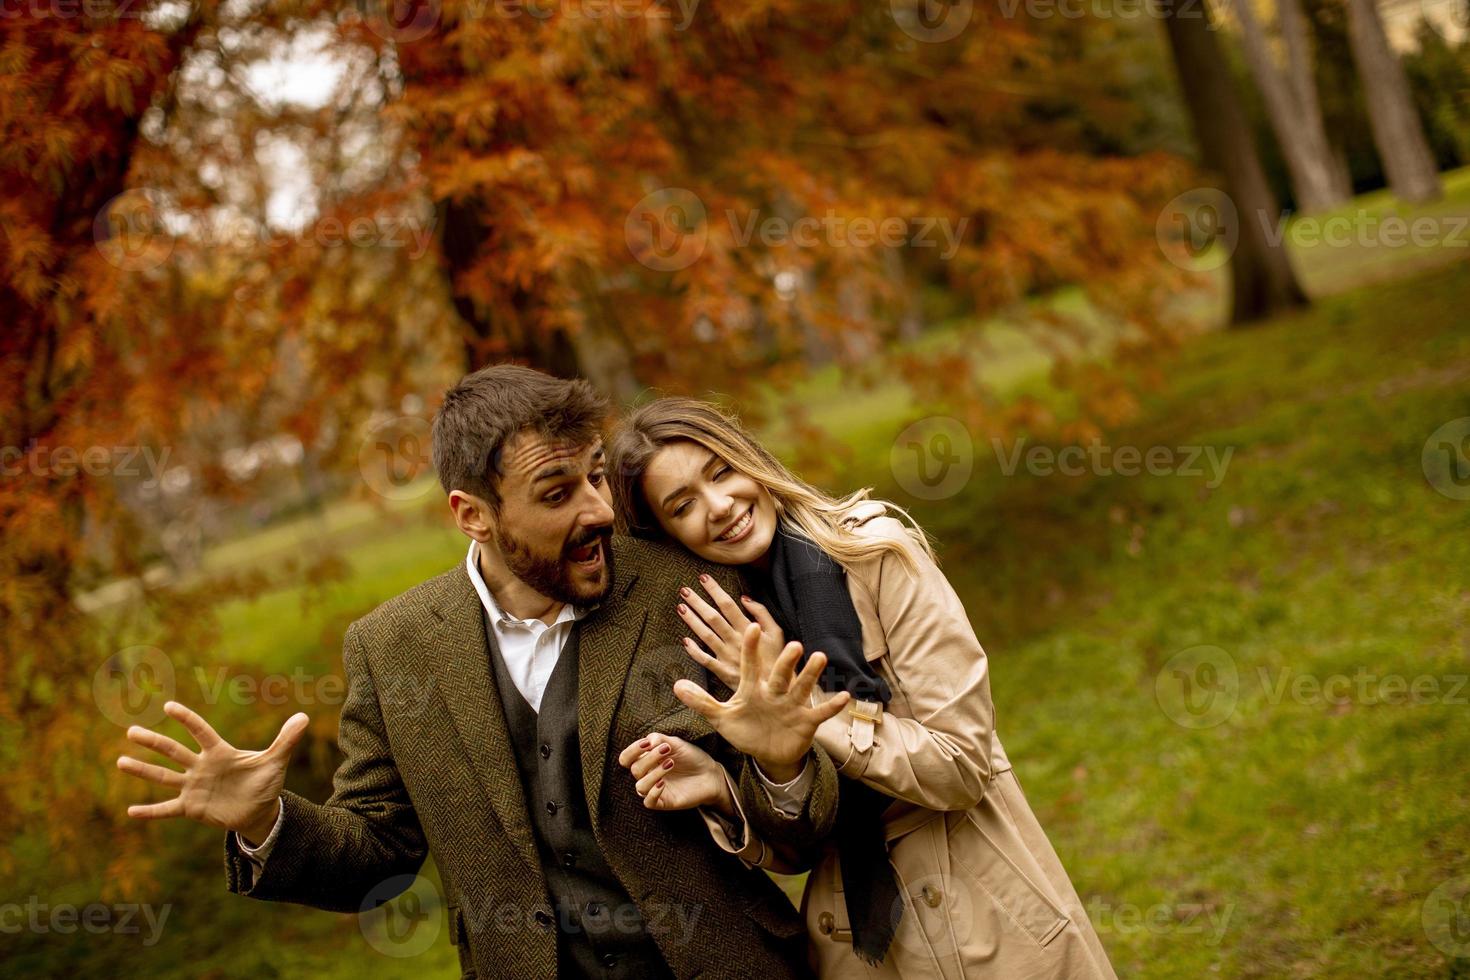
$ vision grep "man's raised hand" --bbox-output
[673,623,850,783]
[117,701,309,846]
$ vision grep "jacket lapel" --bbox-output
[577,570,647,832]
[429,566,539,873]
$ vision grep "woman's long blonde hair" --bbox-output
[607,396,936,576]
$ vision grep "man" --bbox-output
[117,366,845,978]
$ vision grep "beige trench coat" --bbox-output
[707,504,1117,980]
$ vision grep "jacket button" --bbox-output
[921,885,942,908]
[539,743,552,759]
[533,909,553,929]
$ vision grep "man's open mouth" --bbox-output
[568,537,604,569]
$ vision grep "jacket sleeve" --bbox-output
[812,516,995,811]
[224,622,428,911]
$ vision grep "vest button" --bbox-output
[601,953,619,968]
[562,851,577,868]
[546,801,559,815]
[539,743,552,759]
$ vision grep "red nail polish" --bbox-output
[639,740,650,749]
[663,759,674,769]
[699,574,709,582]
[659,743,671,754]
[680,587,690,596]
[678,604,688,614]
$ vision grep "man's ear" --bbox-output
[448,489,495,542]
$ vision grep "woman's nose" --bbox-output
[707,492,734,522]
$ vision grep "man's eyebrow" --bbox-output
[532,444,604,485]
[659,453,719,509]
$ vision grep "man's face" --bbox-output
[489,431,615,606]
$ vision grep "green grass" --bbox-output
[32,185,1470,976]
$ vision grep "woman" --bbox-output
[608,397,1116,979]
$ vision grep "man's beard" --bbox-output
[495,523,614,607]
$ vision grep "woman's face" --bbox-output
[640,440,778,566]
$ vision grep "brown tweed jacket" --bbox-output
[223,535,838,979]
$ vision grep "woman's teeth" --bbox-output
[717,509,752,542]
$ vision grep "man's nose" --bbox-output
[581,480,615,527]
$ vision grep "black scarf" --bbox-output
[744,521,901,964]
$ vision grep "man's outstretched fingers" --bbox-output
[265,712,310,759]
[815,691,852,723]
[127,798,184,821]
[116,755,184,787]
[163,700,222,750]
[790,651,829,703]
[673,678,725,721]
[126,725,197,766]
[766,640,804,695]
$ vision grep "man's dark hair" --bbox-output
[432,364,609,509]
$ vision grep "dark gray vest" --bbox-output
[484,609,675,979]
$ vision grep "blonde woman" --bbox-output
[608,397,1116,979]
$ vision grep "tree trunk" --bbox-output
[1343,0,1442,203]
[1278,0,1354,198]
[1163,0,1308,324]
[1227,0,1351,212]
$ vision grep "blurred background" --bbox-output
[3,0,1469,975]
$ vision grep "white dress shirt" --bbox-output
[236,541,811,874]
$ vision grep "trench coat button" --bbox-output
[921,884,942,908]
[818,911,835,935]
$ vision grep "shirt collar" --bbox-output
[466,540,589,628]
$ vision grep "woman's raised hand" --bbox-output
[673,623,850,783]
[676,574,785,688]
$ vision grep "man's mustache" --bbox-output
[565,526,612,554]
